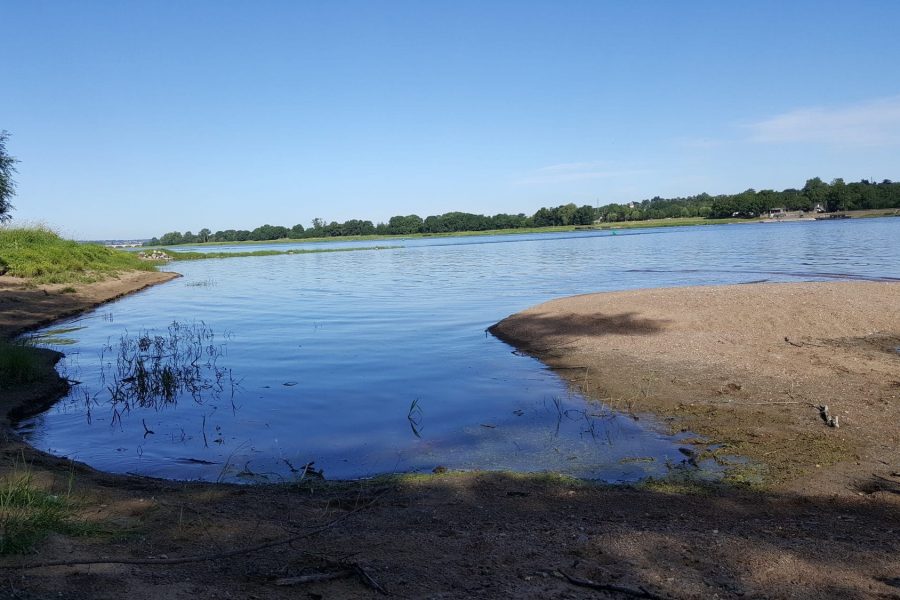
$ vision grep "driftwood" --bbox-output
[275,570,353,586]
[784,336,825,348]
[558,569,666,599]
[5,520,337,570]
[4,494,383,571]
[275,560,387,594]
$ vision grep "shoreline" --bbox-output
[1,276,898,598]
[0,270,179,430]
[0,270,180,339]
[4,276,898,489]
[489,281,900,491]
[141,208,900,250]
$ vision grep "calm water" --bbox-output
[17,218,900,483]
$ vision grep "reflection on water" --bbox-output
[27,326,86,346]
[15,218,900,483]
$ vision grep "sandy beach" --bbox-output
[490,281,900,492]
[0,270,180,339]
[0,278,898,599]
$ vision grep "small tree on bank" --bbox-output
[0,131,18,222]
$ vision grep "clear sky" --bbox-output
[2,1,899,239]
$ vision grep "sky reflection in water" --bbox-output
[17,218,900,482]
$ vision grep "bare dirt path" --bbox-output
[1,279,898,599]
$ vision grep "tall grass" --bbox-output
[0,225,156,283]
[0,340,41,386]
[0,465,91,554]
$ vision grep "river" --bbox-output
[17,218,900,482]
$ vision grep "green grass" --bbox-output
[0,340,42,386]
[0,226,156,284]
[0,467,92,554]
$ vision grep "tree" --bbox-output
[387,214,423,235]
[572,205,595,225]
[0,131,18,221]
[197,228,211,243]
[532,207,555,227]
[802,177,828,210]
[159,231,184,245]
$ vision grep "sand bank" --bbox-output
[491,281,900,491]
[0,270,179,426]
[0,270,179,339]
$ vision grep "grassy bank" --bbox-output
[0,226,155,284]
[0,464,92,554]
[145,219,743,250]
[0,340,41,385]
[146,225,583,249]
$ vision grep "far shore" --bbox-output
[142,208,900,250]
[0,273,898,598]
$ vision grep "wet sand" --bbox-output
[490,281,900,492]
[0,270,179,339]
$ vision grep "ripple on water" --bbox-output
[16,218,900,482]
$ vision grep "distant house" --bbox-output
[768,207,786,218]
[814,203,825,213]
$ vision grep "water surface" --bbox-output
[18,218,900,482]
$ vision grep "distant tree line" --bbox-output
[595,178,900,222]
[145,178,900,246]
[145,206,594,245]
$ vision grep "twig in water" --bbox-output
[407,398,423,438]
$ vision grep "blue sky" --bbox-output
[2,1,899,239]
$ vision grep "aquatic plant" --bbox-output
[101,321,238,418]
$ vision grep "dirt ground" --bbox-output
[1,276,899,599]
[0,271,180,340]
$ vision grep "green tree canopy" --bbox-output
[0,131,18,221]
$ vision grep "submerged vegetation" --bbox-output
[101,321,237,414]
[0,226,154,283]
[146,177,900,246]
